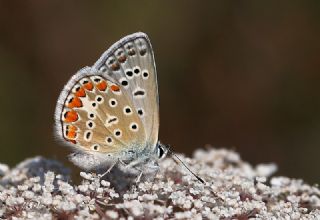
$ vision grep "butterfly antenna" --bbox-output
[166,146,205,184]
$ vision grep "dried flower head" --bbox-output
[0,148,319,219]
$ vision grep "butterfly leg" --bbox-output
[135,170,143,183]
[118,159,144,183]
[98,160,118,178]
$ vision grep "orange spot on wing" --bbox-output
[96,81,107,91]
[64,110,79,122]
[75,87,86,97]
[83,82,93,91]
[66,126,77,139]
[67,130,76,139]
[111,85,120,92]
[68,125,77,132]
[67,97,83,108]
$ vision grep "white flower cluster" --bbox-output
[0,149,319,219]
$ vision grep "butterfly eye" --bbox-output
[157,145,167,159]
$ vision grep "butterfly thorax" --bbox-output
[117,142,168,176]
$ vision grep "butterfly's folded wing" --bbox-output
[55,33,159,158]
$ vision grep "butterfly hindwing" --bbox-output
[55,70,146,155]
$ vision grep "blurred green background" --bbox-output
[0,1,320,184]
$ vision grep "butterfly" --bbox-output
[55,32,204,183]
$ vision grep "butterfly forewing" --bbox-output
[92,33,159,149]
[55,32,159,158]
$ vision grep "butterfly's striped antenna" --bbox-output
[165,145,205,184]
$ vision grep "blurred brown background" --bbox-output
[0,1,320,184]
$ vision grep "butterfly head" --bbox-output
[156,142,169,160]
